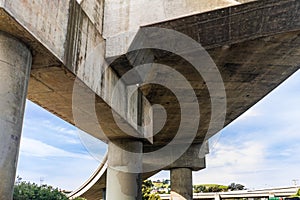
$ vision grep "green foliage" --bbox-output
[228,183,245,191]
[13,181,68,200]
[296,189,300,196]
[194,185,206,193]
[193,184,229,193]
[152,180,170,194]
[194,183,245,193]
[289,189,300,198]
[142,180,161,200]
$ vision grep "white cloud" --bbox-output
[193,103,300,189]
[42,120,78,136]
[20,137,92,160]
[23,118,81,145]
[17,157,100,191]
[235,109,262,122]
[17,137,101,190]
[18,100,104,191]
[207,141,265,170]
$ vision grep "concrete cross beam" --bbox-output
[0,0,147,142]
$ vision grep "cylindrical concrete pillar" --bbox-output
[0,31,32,199]
[106,140,142,200]
[171,168,193,200]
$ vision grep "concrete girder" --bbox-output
[0,0,147,142]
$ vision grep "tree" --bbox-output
[296,189,300,196]
[13,178,85,200]
[194,184,229,193]
[209,186,223,192]
[142,180,161,200]
[289,189,300,198]
[228,183,245,191]
[194,185,207,193]
[13,181,68,200]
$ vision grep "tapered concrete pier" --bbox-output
[0,31,31,199]
[106,140,143,200]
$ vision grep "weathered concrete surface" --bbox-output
[103,0,241,57]
[132,0,300,145]
[0,0,300,199]
[106,140,142,200]
[0,0,135,139]
[62,0,143,137]
[3,0,70,60]
[2,0,297,145]
[79,0,104,35]
[2,0,298,144]
[171,168,193,200]
[165,143,207,171]
[103,0,240,37]
[0,31,31,199]
[6,0,300,198]
[0,0,144,142]
[236,0,256,2]
[55,0,300,199]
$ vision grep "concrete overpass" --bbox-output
[159,187,299,200]
[0,0,300,199]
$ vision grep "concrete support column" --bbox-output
[214,193,221,200]
[106,140,142,200]
[0,31,32,199]
[171,168,193,200]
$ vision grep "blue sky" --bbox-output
[17,102,106,190]
[192,69,300,189]
[17,69,300,191]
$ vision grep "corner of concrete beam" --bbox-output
[165,143,207,171]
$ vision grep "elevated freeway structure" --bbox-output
[0,0,300,199]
